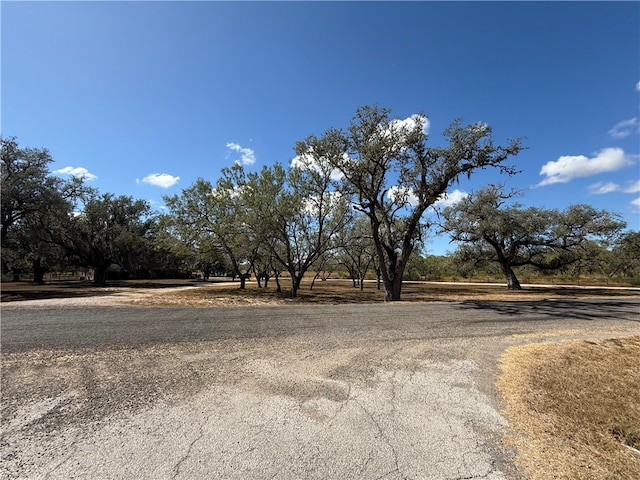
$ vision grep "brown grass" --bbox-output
[3,278,637,305]
[498,337,640,479]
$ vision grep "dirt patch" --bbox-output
[497,336,640,480]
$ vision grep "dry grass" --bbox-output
[3,278,637,305]
[498,336,640,479]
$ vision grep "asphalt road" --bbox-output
[2,299,639,479]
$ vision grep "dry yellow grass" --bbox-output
[498,336,640,479]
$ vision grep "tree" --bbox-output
[242,157,353,298]
[440,185,626,289]
[608,231,640,281]
[153,213,220,279]
[336,213,377,289]
[303,105,523,300]
[3,189,73,283]
[65,194,154,285]
[1,136,57,244]
[1,136,94,282]
[164,173,259,289]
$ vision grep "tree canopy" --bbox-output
[64,194,154,285]
[5,111,638,292]
[301,105,524,300]
[439,185,627,289]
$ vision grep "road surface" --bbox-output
[2,299,639,479]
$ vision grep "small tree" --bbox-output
[336,213,377,289]
[164,173,259,289]
[242,157,352,298]
[440,185,626,289]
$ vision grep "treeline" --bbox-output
[2,106,638,298]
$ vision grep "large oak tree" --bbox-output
[65,194,154,285]
[439,185,626,289]
[1,137,93,282]
[299,106,523,300]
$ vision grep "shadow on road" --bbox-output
[0,280,198,302]
[456,299,640,322]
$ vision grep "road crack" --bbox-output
[352,397,403,479]
[171,409,210,479]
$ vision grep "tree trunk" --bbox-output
[310,272,320,290]
[383,275,404,301]
[359,274,365,291]
[503,264,522,290]
[32,258,47,284]
[379,250,408,301]
[239,274,246,290]
[290,273,303,298]
[486,237,522,290]
[275,271,281,293]
[253,267,262,288]
[94,267,107,286]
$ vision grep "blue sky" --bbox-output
[3,1,639,255]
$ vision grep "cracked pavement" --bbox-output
[2,299,639,479]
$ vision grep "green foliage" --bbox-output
[1,137,95,282]
[163,171,259,287]
[609,231,640,282]
[313,105,523,299]
[240,158,353,297]
[7,112,634,292]
[64,194,154,284]
[1,136,57,243]
[440,185,627,288]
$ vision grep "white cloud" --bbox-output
[623,179,640,193]
[54,166,97,181]
[302,191,346,216]
[388,114,430,136]
[387,186,420,206]
[137,173,180,188]
[226,142,256,165]
[608,117,639,139]
[388,187,469,210]
[433,189,469,208]
[538,147,633,186]
[631,197,640,212]
[291,151,344,181]
[636,80,640,92]
[588,181,619,194]
[210,184,248,200]
[377,114,430,143]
